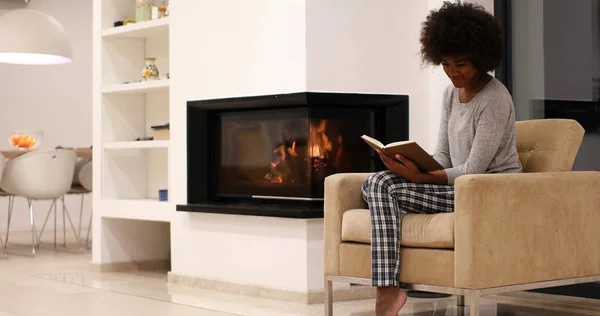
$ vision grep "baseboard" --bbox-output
[168,272,376,304]
[89,259,170,273]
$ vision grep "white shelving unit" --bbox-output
[99,199,171,222]
[103,140,169,149]
[102,17,170,39]
[102,79,170,95]
[93,0,171,223]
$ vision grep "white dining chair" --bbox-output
[0,149,78,256]
[38,157,91,250]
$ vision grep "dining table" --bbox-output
[0,147,93,159]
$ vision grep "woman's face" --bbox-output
[441,57,479,88]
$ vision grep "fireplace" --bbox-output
[177,92,408,218]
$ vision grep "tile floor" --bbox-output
[0,232,599,315]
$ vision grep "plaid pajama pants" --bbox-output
[361,171,455,287]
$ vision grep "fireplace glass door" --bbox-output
[217,108,374,200]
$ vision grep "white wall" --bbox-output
[169,0,311,291]
[0,0,92,233]
[305,0,431,148]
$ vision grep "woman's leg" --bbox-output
[362,171,409,288]
[362,171,455,316]
[362,171,409,316]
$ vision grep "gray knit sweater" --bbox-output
[433,78,522,185]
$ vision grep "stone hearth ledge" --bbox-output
[167,272,376,304]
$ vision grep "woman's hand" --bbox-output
[376,149,422,182]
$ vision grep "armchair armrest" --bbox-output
[454,171,600,289]
[324,173,372,275]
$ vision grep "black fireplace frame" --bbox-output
[177,92,409,218]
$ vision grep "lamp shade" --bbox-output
[0,9,72,65]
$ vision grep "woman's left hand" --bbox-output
[376,149,422,182]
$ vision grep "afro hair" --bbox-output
[420,1,504,73]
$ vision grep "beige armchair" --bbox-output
[324,119,600,316]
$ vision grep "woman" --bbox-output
[361,2,522,315]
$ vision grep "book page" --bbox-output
[384,140,414,148]
[360,135,384,149]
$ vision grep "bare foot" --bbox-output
[376,287,408,316]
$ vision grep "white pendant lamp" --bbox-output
[0,9,72,65]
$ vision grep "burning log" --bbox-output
[265,119,342,184]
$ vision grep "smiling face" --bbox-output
[441,57,480,88]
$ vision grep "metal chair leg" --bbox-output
[469,292,480,316]
[5,195,14,254]
[61,196,84,253]
[54,199,57,249]
[37,199,58,248]
[27,199,36,256]
[324,278,333,316]
[0,196,12,258]
[62,196,66,248]
[457,295,465,306]
[78,193,84,244]
[85,206,92,249]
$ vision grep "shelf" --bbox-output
[102,79,170,95]
[99,199,171,222]
[102,17,170,39]
[103,140,169,150]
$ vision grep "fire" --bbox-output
[265,120,341,183]
[309,120,332,158]
[264,141,298,183]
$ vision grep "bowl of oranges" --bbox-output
[9,131,42,150]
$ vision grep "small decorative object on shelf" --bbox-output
[158,189,168,201]
[164,0,170,17]
[151,122,170,140]
[114,17,136,27]
[151,6,167,20]
[142,58,159,81]
[136,0,152,22]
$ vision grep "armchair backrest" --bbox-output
[516,119,584,173]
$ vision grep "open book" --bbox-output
[361,135,443,172]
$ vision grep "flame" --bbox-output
[309,120,332,158]
[265,120,340,183]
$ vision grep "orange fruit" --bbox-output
[10,134,20,146]
[17,138,27,148]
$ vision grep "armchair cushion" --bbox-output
[516,119,584,172]
[339,243,455,287]
[341,209,454,249]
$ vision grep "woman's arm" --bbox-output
[379,151,449,185]
[432,87,453,169]
[415,169,448,185]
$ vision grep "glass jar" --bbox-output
[142,58,159,81]
[136,0,152,22]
